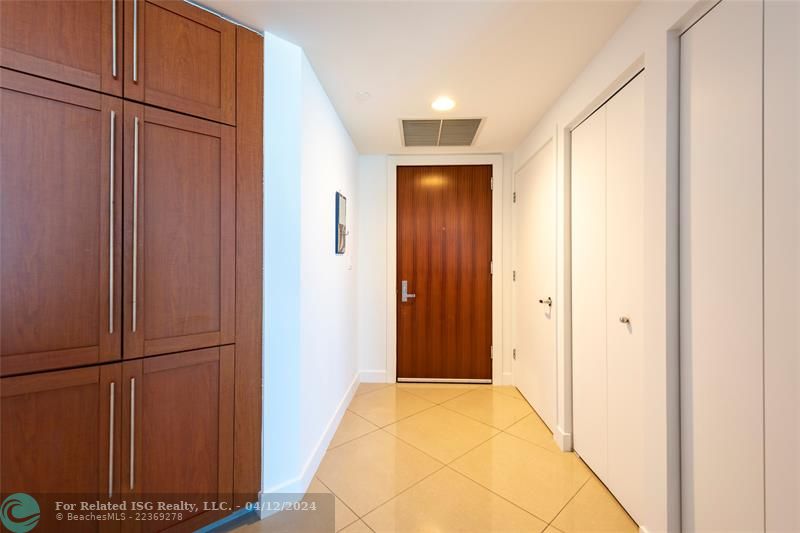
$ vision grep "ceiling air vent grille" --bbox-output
[401,118,482,147]
[402,120,440,147]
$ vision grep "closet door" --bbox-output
[124,0,236,125]
[605,72,644,523]
[1,70,122,376]
[680,2,764,531]
[1,364,121,532]
[121,347,234,532]
[570,107,607,478]
[123,102,235,359]
[0,0,122,96]
[765,2,800,530]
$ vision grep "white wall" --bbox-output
[356,155,389,381]
[263,34,360,501]
[511,2,706,532]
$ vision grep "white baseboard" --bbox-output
[258,373,360,519]
[501,371,513,385]
[555,425,573,452]
[359,370,387,383]
[639,526,650,533]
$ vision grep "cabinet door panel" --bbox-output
[123,103,235,359]
[1,364,121,532]
[124,0,235,125]
[1,70,122,376]
[0,0,122,96]
[122,347,233,532]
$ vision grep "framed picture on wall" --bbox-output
[335,192,347,254]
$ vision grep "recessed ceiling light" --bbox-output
[356,91,371,102]
[432,96,455,111]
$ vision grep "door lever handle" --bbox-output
[619,316,631,324]
[401,280,416,303]
[538,297,552,307]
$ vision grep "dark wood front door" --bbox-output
[396,165,493,381]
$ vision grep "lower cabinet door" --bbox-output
[1,364,122,532]
[121,346,234,532]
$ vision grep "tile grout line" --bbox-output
[398,385,478,405]
[435,390,532,431]
[313,476,365,532]
[545,476,592,530]
[359,463,450,523]
[327,409,382,451]
[500,424,573,456]
[444,465,554,528]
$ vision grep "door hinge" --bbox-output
[490,177,494,190]
[490,345,494,359]
[513,348,517,360]
[513,191,517,203]
[513,270,517,281]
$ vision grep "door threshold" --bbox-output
[397,378,492,384]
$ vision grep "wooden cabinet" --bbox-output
[0,1,261,526]
[1,365,121,532]
[123,103,235,359]
[1,70,122,376]
[1,347,233,532]
[0,0,123,96]
[121,347,234,532]
[124,0,236,125]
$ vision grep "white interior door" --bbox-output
[570,107,607,479]
[605,72,645,524]
[513,139,556,430]
[680,1,764,530]
[765,3,800,530]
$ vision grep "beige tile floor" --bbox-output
[237,384,638,533]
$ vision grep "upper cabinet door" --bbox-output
[123,102,235,359]
[124,0,236,125]
[1,70,122,377]
[0,0,123,96]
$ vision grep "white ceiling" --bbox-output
[201,1,638,154]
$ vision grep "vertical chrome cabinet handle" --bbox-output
[129,377,135,490]
[108,382,115,498]
[132,0,138,82]
[132,116,139,333]
[109,110,115,334]
[111,0,117,77]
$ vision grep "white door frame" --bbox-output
[385,154,504,384]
